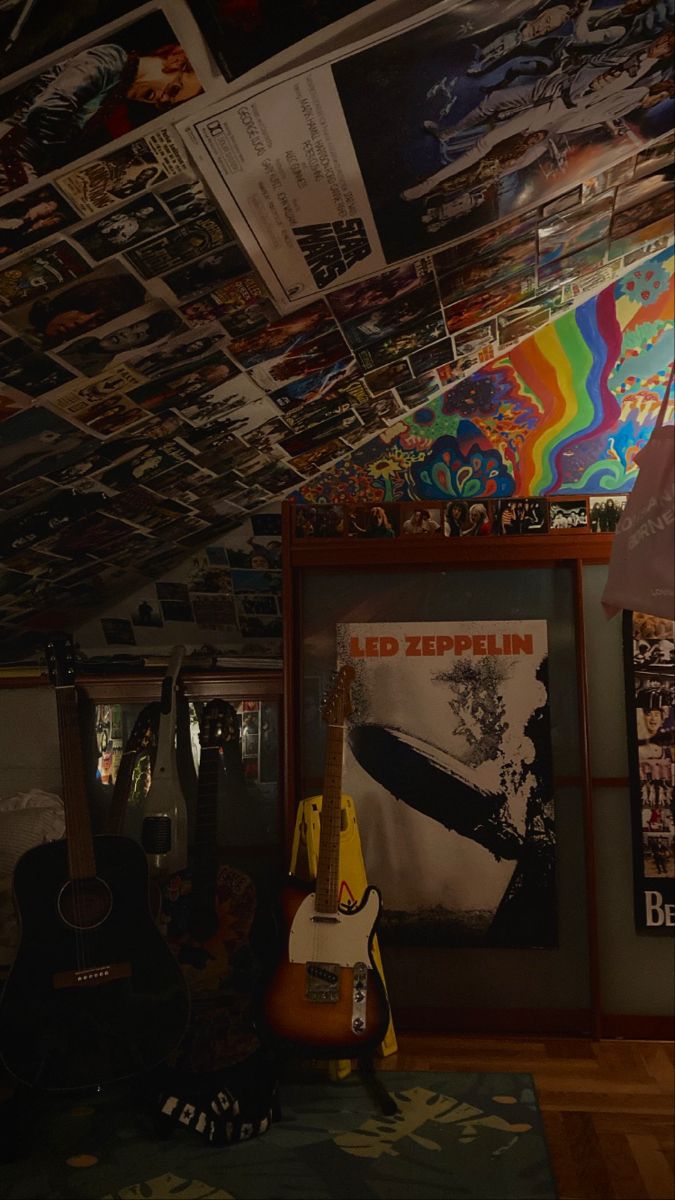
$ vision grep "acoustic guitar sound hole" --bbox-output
[58,878,113,930]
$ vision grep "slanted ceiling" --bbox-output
[0,1,673,663]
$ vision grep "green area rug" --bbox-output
[0,1070,557,1199]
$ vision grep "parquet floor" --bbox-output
[379,1034,674,1200]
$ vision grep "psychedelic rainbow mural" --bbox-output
[298,248,674,504]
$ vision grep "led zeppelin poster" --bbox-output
[336,620,556,947]
[180,0,674,308]
[624,612,675,933]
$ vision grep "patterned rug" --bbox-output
[0,1069,557,1199]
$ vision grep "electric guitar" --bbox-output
[0,635,190,1092]
[163,700,258,1071]
[106,702,159,838]
[140,646,188,878]
[260,666,389,1058]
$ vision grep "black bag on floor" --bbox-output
[156,1047,280,1145]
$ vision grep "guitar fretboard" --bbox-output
[55,685,96,880]
[315,722,344,914]
[194,748,219,883]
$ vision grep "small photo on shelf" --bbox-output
[443,499,495,537]
[548,497,589,531]
[293,503,345,538]
[400,502,443,536]
[589,494,627,533]
[345,503,399,539]
[493,498,547,535]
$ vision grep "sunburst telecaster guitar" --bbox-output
[260,665,389,1058]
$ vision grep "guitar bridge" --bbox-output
[305,961,339,1003]
[52,963,132,990]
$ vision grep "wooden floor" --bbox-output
[377,1034,674,1200]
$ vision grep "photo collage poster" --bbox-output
[625,611,675,932]
[182,0,674,308]
[336,620,556,948]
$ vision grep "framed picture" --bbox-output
[547,498,589,532]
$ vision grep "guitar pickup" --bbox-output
[52,963,132,990]
[305,961,340,1002]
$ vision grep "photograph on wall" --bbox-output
[336,619,556,947]
[589,494,627,532]
[0,241,90,311]
[181,0,673,308]
[0,0,143,79]
[624,611,674,933]
[56,305,187,377]
[70,195,176,261]
[3,263,149,349]
[0,8,208,197]
[0,186,80,260]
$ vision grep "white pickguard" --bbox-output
[288,890,380,967]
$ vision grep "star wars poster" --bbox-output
[181,0,674,309]
[336,620,556,947]
[625,612,675,933]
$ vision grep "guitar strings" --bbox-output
[58,685,94,970]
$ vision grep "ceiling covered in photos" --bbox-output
[0,0,673,661]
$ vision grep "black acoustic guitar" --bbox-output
[0,635,190,1092]
[260,666,390,1058]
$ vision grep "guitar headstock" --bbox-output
[126,703,160,754]
[45,634,75,688]
[199,699,239,748]
[321,665,355,725]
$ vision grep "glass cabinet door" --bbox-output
[300,565,590,1022]
[88,686,283,899]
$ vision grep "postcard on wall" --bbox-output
[0,241,90,311]
[0,3,218,199]
[0,186,80,261]
[180,0,669,309]
[56,304,187,377]
[123,212,234,278]
[337,620,556,947]
[70,196,176,262]
[3,262,149,349]
[55,129,193,217]
[0,339,75,398]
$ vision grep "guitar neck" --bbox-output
[315,721,344,914]
[106,752,135,837]
[55,685,96,880]
[194,747,219,881]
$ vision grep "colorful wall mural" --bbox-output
[297,248,674,505]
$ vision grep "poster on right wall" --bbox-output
[625,612,675,932]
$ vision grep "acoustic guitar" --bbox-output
[0,635,190,1092]
[260,665,389,1058]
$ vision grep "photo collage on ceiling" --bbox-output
[0,0,673,643]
